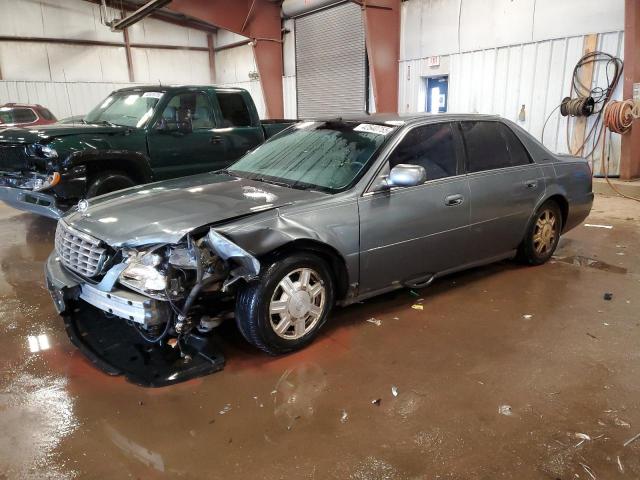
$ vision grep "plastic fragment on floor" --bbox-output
[366,318,382,326]
[411,305,424,311]
[498,405,513,416]
[391,386,398,397]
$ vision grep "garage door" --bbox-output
[295,2,366,118]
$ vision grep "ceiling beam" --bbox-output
[168,0,284,118]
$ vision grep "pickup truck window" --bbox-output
[229,121,388,193]
[161,92,214,129]
[217,92,252,127]
[85,91,163,128]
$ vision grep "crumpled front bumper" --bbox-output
[0,183,63,219]
[44,252,225,386]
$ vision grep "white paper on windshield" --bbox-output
[354,123,394,135]
[142,92,164,99]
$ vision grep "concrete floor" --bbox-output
[0,195,639,480]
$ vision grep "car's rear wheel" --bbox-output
[235,252,335,355]
[518,200,563,265]
[86,171,136,198]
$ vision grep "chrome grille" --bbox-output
[55,221,108,278]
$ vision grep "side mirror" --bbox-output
[387,164,427,188]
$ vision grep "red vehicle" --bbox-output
[0,103,57,127]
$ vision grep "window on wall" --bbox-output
[387,123,458,180]
[217,92,252,127]
[460,121,530,173]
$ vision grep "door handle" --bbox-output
[210,136,223,144]
[525,180,538,189]
[445,194,464,206]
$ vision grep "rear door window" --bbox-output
[460,121,531,172]
[216,92,252,127]
[387,123,458,180]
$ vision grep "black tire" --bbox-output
[517,200,563,265]
[235,252,335,355]
[86,171,136,198]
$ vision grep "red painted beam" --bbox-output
[362,0,400,113]
[168,0,284,118]
[621,0,640,179]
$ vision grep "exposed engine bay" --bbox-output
[48,224,263,386]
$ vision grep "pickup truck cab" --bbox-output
[0,85,294,218]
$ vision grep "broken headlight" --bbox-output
[119,250,168,294]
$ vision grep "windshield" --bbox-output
[228,121,393,193]
[85,91,163,127]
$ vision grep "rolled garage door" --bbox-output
[295,2,366,118]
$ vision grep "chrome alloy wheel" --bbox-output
[533,209,558,255]
[269,268,326,340]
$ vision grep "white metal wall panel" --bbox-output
[399,32,625,173]
[400,0,624,61]
[131,49,210,85]
[295,2,366,117]
[128,18,208,48]
[283,76,297,119]
[0,81,135,119]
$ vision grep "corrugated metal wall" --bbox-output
[399,31,624,174]
[0,80,137,119]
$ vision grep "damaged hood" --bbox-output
[63,172,326,247]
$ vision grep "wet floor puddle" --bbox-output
[553,255,627,274]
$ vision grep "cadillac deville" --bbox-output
[45,114,593,385]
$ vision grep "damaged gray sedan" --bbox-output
[45,115,593,385]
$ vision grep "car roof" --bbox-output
[301,113,502,127]
[113,85,247,94]
[0,103,42,109]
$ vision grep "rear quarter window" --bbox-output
[216,92,252,127]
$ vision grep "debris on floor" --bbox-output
[219,404,232,415]
[604,292,613,301]
[522,314,533,320]
[340,410,348,423]
[411,305,424,311]
[580,462,596,480]
[584,223,613,229]
[498,405,513,416]
[623,432,640,447]
[409,290,420,297]
[391,386,399,397]
[371,398,381,406]
[366,317,382,326]
[574,432,591,446]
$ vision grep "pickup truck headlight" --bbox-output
[119,250,167,293]
[31,172,61,192]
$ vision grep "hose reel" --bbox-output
[560,96,595,117]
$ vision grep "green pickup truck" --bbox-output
[0,85,295,218]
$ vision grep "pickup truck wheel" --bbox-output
[235,253,335,355]
[86,171,136,198]
[518,200,563,265]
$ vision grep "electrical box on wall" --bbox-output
[634,83,640,102]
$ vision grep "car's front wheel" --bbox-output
[518,200,563,265]
[235,252,335,355]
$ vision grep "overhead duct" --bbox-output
[282,0,346,18]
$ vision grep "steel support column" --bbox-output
[169,0,284,118]
[621,0,640,179]
[361,0,400,113]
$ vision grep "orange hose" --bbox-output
[600,100,640,203]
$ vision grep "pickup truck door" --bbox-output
[147,90,227,180]
[458,121,545,261]
[211,90,265,161]
[357,122,471,295]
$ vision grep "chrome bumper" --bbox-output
[45,252,169,327]
[0,186,63,219]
